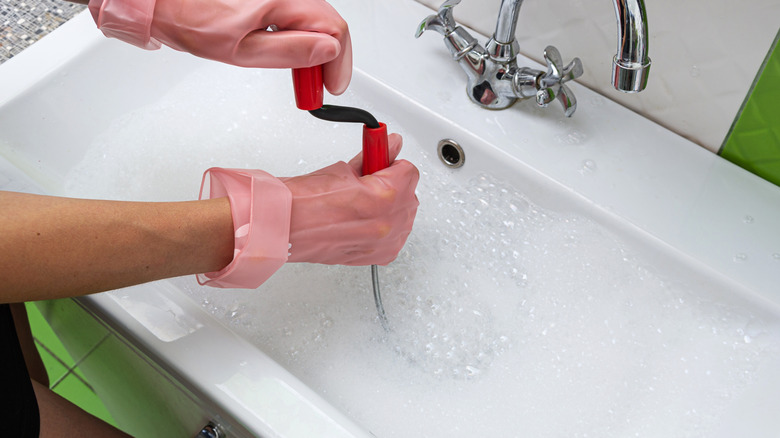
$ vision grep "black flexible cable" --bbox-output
[308,104,380,129]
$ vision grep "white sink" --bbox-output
[2,1,780,437]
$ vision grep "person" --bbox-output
[0,0,420,435]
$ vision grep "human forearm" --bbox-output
[0,191,233,302]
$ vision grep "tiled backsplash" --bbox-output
[414,0,780,154]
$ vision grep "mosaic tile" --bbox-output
[0,0,85,63]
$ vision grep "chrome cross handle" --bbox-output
[416,0,480,61]
[535,46,583,117]
[416,0,460,37]
[512,45,583,116]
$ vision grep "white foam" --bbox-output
[65,64,780,438]
[188,170,779,438]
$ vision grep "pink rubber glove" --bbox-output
[89,0,352,94]
[197,167,293,289]
[283,133,419,266]
[198,134,419,288]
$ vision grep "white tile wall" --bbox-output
[414,0,780,152]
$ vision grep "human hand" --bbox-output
[90,0,352,94]
[282,133,419,265]
[197,133,419,289]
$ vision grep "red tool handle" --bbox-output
[293,65,390,175]
[362,123,390,175]
[292,66,324,110]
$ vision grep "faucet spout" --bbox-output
[493,0,524,45]
[612,0,651,92]
[491,0,650,92]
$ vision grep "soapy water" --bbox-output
[64,64,780,438]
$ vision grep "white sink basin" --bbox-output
[2,1,780,437]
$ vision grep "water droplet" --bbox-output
[743,215,754,224]
[580,159,597,174]
[465,365,481,377]
[590,95,606,107]
[772,253,780,261]
[556,130,587,145]
[733,253,748,263]
[690,65,700,78]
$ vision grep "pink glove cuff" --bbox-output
[197,168,292,289]
[88,0,161,50]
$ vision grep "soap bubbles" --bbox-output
[63,63,780,438]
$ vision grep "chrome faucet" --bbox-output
[415,0,651,116]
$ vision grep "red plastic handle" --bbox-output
[293,66,389,175]
[362,123,390,175]
[292,66,324,110]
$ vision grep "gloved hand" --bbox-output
[89,0,352,94]
[198,134,419,289]
[282,133,419,265]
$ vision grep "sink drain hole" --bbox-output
[438,139,465,168]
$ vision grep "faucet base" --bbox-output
[464,55,519,109]
[485,38,519,63]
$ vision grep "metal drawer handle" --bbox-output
[195,422,224,438]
